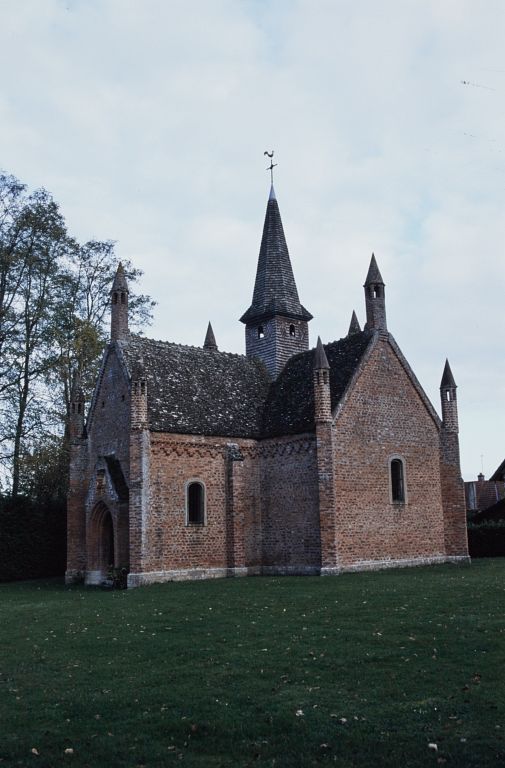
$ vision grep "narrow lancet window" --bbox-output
[390,459,405,503]
[187,481,205,525]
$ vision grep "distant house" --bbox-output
[465,473,505,514]
[66,184,470,588]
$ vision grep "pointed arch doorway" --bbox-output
[87,502,116,583]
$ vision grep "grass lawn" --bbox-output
[1,560,504,767]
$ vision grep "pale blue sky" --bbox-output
[1,0,504,479]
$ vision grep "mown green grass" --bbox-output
[1,560,504,767]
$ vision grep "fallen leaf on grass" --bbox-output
[64,748,74,755]
[31,748,39,756]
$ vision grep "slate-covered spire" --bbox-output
[203,322,218,351]
[240,190,312,325]
[241,185,312,379]
[348,310,361,336]
[364,253,387,332]
[111,262,129,341]
[364,253,384,286]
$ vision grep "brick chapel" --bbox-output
[66,184,469,587]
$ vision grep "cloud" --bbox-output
[0,0,504,477]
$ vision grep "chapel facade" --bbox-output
[66,185,469,587]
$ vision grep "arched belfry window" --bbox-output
[186,481,205,525]
[390,458,406,504]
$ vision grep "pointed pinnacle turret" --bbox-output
[314,336,330,370]
[364,253,384,286]
[112,262,128,292]
[348,310,361,336]
[240,189,312,325]
[70,370,85,402]
[203,321,218,351]
[440,359,457,389]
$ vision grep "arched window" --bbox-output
[289,323,296,337]
[390,458,406,504]
[186,481,205,525]
[257,325,264,339]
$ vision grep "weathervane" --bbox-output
[264,150,277,184]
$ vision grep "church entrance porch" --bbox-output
[85,502,116,585]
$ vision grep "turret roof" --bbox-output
[313,336,330,369]
[440,358,457,388]
[203,322,218,350]
[240,190,312,324]
[348,310,361,336]
[364,253,384,285]
[111,262,128,292]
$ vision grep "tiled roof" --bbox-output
[119,336,270,438]
[261,331,373,437]
[117,331,372,439]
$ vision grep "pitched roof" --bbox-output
[262,331,373,437]
[118,336,270,438]
[240,191,312,324]
[491,458,505,482]
[116,331,373,440]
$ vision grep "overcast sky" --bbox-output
[2,0,504,480]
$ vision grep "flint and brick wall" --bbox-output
[331,338,447,568]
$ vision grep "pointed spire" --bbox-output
[203,321,218,351]
[440,359,457,389]
[240,189,312,325]
[348,310,361,336]
[364,253,384,286]
[112,262,128,292]
[314,336,330,370]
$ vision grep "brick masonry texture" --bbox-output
[67,329,469,586]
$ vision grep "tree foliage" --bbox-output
[0,171,154,496]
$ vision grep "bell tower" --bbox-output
[240,185,312,378]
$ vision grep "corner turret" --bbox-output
[364,254,387,332]
[69,372,85,439]
[111,263,129,342]
[440,359,458,433]
[313,337,331,423]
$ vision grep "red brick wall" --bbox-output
[259,435,320,570]
[144,434,260,574]
[332,338,447,567]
